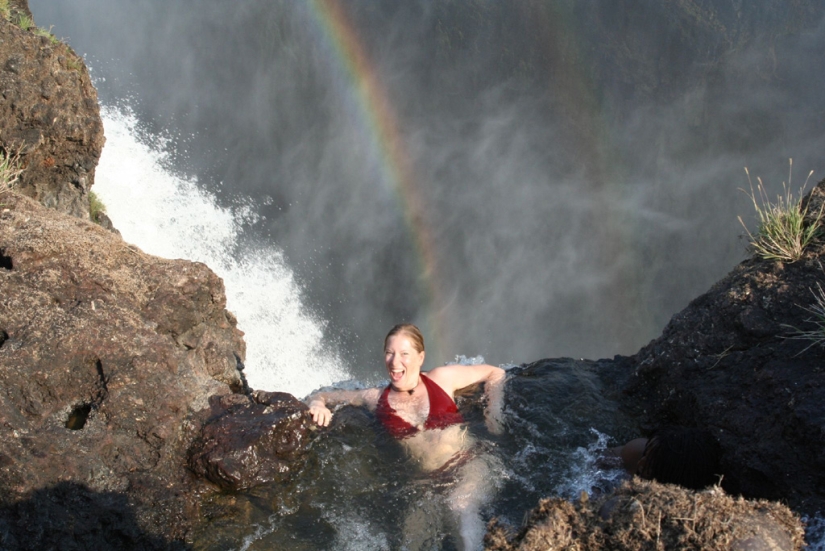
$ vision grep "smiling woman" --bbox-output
[305,323,507,550]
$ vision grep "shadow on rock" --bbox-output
[0,481,189,550]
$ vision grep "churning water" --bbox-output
[94,106,348,398]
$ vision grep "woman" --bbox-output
[306,323,506,550]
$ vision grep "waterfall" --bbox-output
[93,106,348,398]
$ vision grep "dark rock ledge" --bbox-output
[619,182,825,516]
[490,183,825,548]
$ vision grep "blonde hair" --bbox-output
[384,323,425,353]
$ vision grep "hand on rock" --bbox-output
[485,411,504,435]
[308,400,332,427]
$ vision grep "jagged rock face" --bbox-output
[622,181,825,516]
[0,191,246,541]
[0,14,104,218]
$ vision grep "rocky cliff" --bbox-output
[620,184,825,515]
[0,190,248,545]
[0,0,104,219]
[0,7,315,548]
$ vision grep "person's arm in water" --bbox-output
[305,388,381,427]
[427,363,507,434]
[618,438,649,474]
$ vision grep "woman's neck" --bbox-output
[391,375,421,395]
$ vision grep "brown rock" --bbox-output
[0,14,104,218]
[620,180,825,515]
[486,479,806,551]
[188,390,312,491]
[0,190,245,541]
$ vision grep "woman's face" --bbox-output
[384,334,425,391]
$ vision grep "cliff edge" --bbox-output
[0,0,104,219]
[620,182,825,516]
[0,8,315,548]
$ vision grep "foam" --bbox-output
[94,106,348,397]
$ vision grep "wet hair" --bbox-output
[384,324,425,353]
[637,427,722,490]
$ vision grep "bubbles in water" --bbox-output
[323,510,391,551]
[238,514,280,551]
[94,106,348,397]
[555,428,626,500]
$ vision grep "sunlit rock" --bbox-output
[0,191,246,544]
[0,10,104,219]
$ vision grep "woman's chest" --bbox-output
[389,391,430,428]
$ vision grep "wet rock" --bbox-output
[189,391,312,491]
[0,191,246,541]
[0,13,104,219]
[486,479,806,551]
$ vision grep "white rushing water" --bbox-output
[93,106,348,398]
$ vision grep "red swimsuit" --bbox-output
[375,374,465,439]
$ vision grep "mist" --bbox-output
[29,0,825,382]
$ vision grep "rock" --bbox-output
[188,390,312,492]
[486,478,806,551]
[0,190,246,542]
[620,180,825,515]
[0,14,104,219]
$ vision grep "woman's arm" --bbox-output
[482,366,506,435]
[305,388,381,427]
[428,363,507,434]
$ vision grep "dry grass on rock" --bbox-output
[486,479,806,551]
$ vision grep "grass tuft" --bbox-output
[0,148,24,192]
[33,25,59,45]
[89,190,107,223]
[784,282,825,352]
[15,12,33,31]
[0,0,10,20]
[65,52,84,72]
[738,159,822,262]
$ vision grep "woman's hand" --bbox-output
[483,369,506,435]
[308,399,333,427]
[485,404,505,435]
[304,388,381,428]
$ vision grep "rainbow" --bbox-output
[303,1,649,362]
[304,0,451,362]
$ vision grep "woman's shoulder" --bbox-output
[360,386,383,408]
[425,364,497,393]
